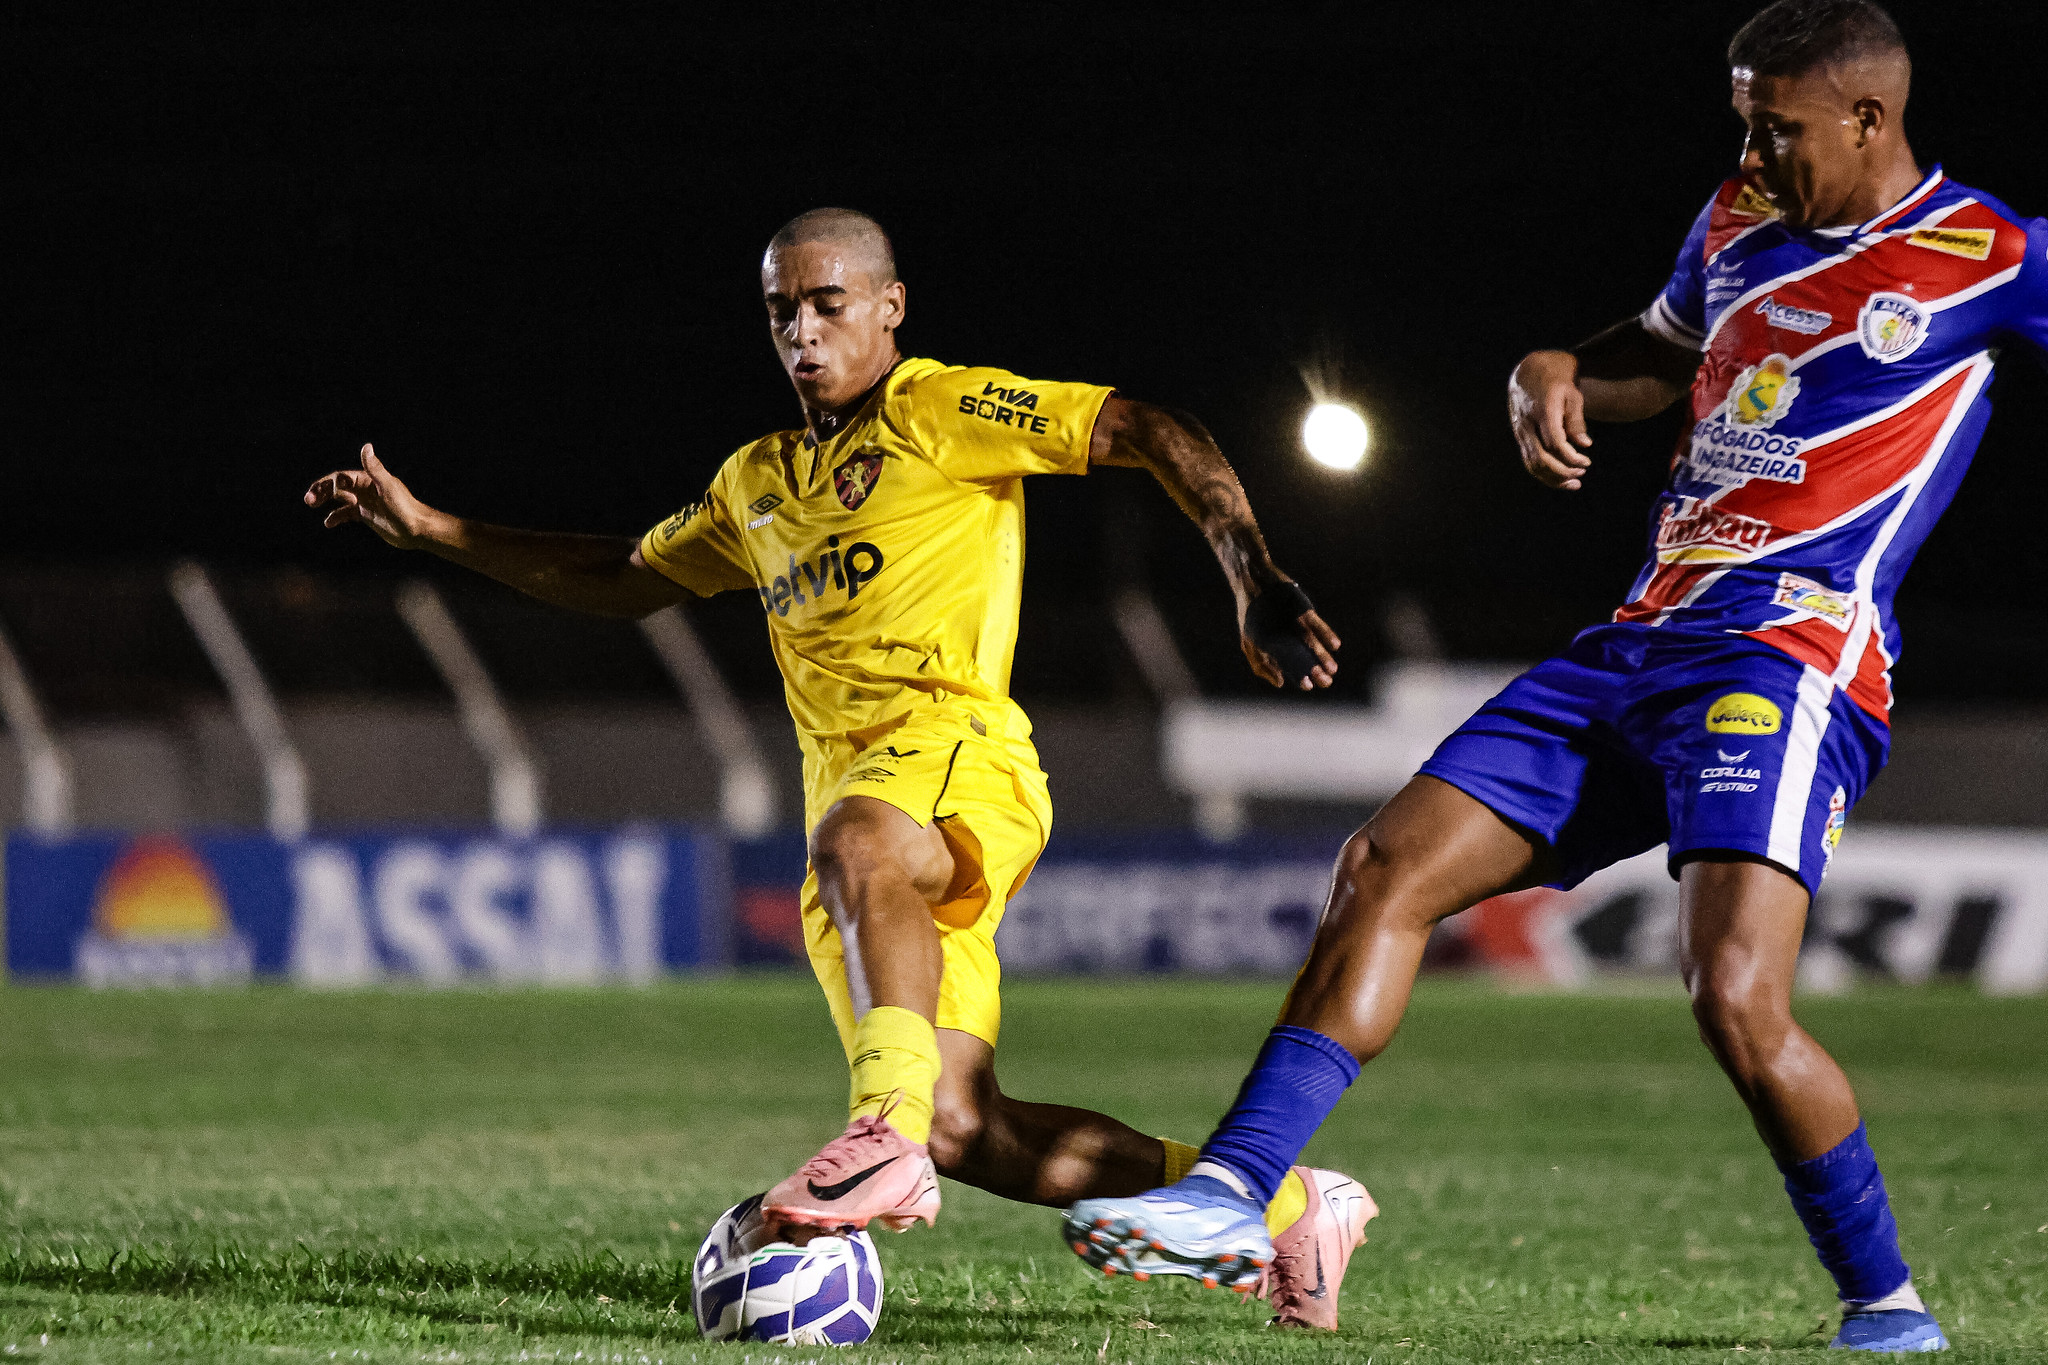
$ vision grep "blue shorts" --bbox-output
[1418,624,1890,901]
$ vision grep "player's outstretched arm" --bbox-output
[1088,395,1338,691]
[303,444,689,618]
[1508,318,1700,491]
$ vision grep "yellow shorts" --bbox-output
[801,704,1051,1056]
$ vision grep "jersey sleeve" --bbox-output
[2001,218,2048,365]
[637,455,755,596]
[894,365,1115,484]
[1640,193,1718,351]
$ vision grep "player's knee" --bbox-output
[924,1085,990,1176]
[811,815,900,895]
[1687,969,1790,1068]
[1332,828,1437,931]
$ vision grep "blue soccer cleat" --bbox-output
[1062,1175,1272,1293]
[1830,1307,1948,1352]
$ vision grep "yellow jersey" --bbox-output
[638,356,1113,752]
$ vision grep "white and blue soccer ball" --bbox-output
[691,1194,884,1346]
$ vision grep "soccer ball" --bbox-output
[691,1194,884,1346]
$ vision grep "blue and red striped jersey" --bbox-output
[1626,167,2048,721]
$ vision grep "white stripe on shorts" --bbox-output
[1766,665,1836,872]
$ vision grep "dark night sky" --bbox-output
[11,2,2048,706]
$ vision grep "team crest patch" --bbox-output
[1772,572,1856,631]
[1858,291,1929,364]
[832,449,885,511]
[1727,354,1800,429]
[1705,692,1782,736]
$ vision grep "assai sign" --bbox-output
[5,829,724,986]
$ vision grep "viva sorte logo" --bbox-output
[758,534,886,617]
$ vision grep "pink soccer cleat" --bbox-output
[762,1113,941,1235]
[1262,1167,1377,1330]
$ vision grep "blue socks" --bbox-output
[1780,1122,1911,1304]
[1196,1025,1360,1206]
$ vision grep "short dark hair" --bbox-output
[1728,0,1907,76]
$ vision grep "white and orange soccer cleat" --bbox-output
[762,1113,941,1235]
[1261,1167,1377,1331]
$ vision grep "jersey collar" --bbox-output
[1855,163,1944,237]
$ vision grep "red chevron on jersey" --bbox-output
[1624,168,2048,722]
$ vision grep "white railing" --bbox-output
[397,581,542,836]
[169,562,310,839]
[640,606,776,836]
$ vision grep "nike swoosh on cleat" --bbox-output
[807,1155,901,1202]
[1308,1246,1327,1299]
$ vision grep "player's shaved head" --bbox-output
[1729,0,1909,105]
[765,208,898,285]
[761,208,907,421]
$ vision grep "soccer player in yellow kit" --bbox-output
[307,208,1374,1328]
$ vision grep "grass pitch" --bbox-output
[0,978,2044,1363]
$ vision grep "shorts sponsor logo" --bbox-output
[833,449,886,511]
[1824,786,1848,868]
[1905,226,1994,261]
[1771,572,1856,631]
[1858,291,1929,364]
[1717,748,1750,762]
[1700,757,1763,793]
[1654,497,1778,563]
[1705,692,1782,736]
[1729,183,1779,219]
[1753,295,1832,335]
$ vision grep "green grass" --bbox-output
[1,978,2045,1363]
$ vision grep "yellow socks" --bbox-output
[1264,1168,1309,1238]
[1160,1136,1309,1238]
[848,1005,941,1145]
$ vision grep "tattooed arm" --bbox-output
[1088,394,1339,690]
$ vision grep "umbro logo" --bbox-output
[749,494,784,515]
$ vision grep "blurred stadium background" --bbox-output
[3,556,2046,992]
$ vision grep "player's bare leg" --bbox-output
[1065,777,1533,1304]
[1678,857,1860,1162]
[763,796,954,1234]
[1278,776,1550,1054]
[1678,857,1939,1348]
[928,1029,1178,1204]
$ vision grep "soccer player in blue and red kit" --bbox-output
[1066,0,2048,1349]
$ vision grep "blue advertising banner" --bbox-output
[5,828,726,985]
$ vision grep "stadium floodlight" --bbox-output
[1302,402,1369,471]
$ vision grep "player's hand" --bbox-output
[1509,350,1592,491]
[303,444,434,548]
[1241,578,1340,692]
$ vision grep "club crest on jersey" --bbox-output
[1858,291,1929,364]
[1771,571,1856,632]
[833,449,885,511]
[1727,354,1800,429]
